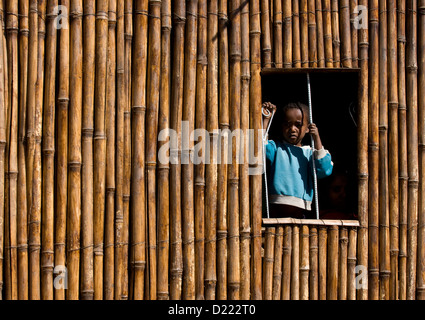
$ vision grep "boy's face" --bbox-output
[281,108,308,146]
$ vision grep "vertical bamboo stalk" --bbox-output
[131,0,148,301]
[299,0,309,67]
[282,0,292,68]
[194,0,207,301]
[55,0,69,301]
[322,0,334,67]
[368,0,380,300]
[330,0,340,67]
[217,0,228,300]
[338,227,348,300]
[145,0,161,300]
[307,0,317,67]
[349,0,358,68]
[281,225,292,300]
[17,0,29,301]
[347,228,358,300]
[104,0,116,300]
[157,0,170,301]
[327,226,338,300]
[291,225,300,300]
[273,0,282,67]
[406,0,418,300]
[397,0,407,300]
[263,227,275,300]
[300,225,309,300]
[315,0,325,67]
[6,0,19,301]
[41,0,57,300]
[122,0,132,300]
[260,0,272,67]
[309,226,318,300]
[93,0,108,301]
[114,0,125,300]
[205,0,218,301]
[228,0,241,301]
[388,0,399,301]
[169,0,185,300]
[378,0,390,300]
[272,226,283,300]
[67,0,82,300]
[249,0,263,300]
[0,0,7,300]
[357,0,369,301]
[417,0,425,301]
[292,0,301,67]
[80,0,95,301]
[339,0,352,67]
[239,0,251,301]
[318,227,327,299]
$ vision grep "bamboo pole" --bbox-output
[417,0,425,301]
[273,0,282,67]
[145,0,161,300]
[339,0,352,68]
[307,0,317,67]
[67,0,82,300]
[122,0,132,300]
[169,0,185,300]
[205,0,218,301]
[131,0,148,301]
[338,227,348,300]
[260,0,272,67]
[327,225,338,300]
[194,0,207,301]
[263,227,275,300]
[349,0,358,68]
[378,0,390,300]
[292,0,301,67]
[347,228,357,300]
[300,225,309,300]
[80,0,95,301]
[228,0,241,300]
[397,0,407,300]
[315,0,325,67]
[299,0,309,67]
[388,0,399,301]
[330,0,340,67]
[93,0,108,301]
[6,0,19,300]
[157,0,170,301]
[41,0,57,300]
[357,0,369,301]
[17,0,29,301]
[239,0,250,301]
[368,0,380,300]
[322,0,333,67]
[272,226,283,300]
[0,0,6,300]
[291,225,299,300]
[281,225,292,300]
[249,0,263,299]
[217,0,228,300]
[114,0,125,300]
[318,227,327,299]
[104,0,116,300]
[309,226,318,300]
[406,0,418,300]
[55,0,69,301]
[282,0,292,68]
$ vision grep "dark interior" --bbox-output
[261,68,359,219]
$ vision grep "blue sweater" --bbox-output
[266,140,333,210]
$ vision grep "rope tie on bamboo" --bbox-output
[172,13,186,23]
[69,10,83,20]
[96,11,108,20]
[204,237,217,245]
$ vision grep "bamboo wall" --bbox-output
[0,0,424,300]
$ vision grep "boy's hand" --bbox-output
[262,102,276,118]
[307,123,323,150]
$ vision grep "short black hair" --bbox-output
[281,102,309,124]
